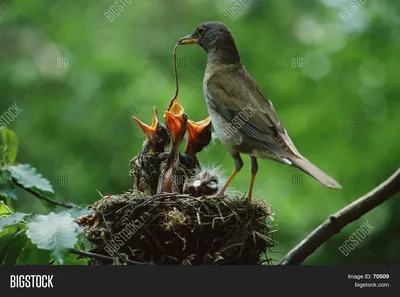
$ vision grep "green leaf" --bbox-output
[58,246,89,265]
[77,233,91,251]
[1,129,19,164]
[16,240,50,265]
[66,205,90,219]
[26,212,80,264]
[8,164,54,194]
[0,223,25,264]
[0,200,11,215]
[4,198,15,212]
[0,144,4,163]
[0,212,26,231]
[2,230,27,265]
[0,169,17,200]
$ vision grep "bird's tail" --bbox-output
[289,156,341,189]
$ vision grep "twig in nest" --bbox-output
[69,249,153,265]
[77,193,274,265]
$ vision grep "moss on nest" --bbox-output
[76,192,275,265]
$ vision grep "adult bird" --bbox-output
[130,107,170,194]
[177,21,341,200]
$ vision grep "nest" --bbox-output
[76,192,275,265]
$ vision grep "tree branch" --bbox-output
[278,168,400,265]
[69,249,153,265]
[12,178,75,209]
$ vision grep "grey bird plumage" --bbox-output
[177,21,341,199]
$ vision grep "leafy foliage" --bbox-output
[8,164,54,194]
[26,212,80,264]
[16,240,51,265]
[0,129,86,265]
[66,205,91,219]
[2,227,27,265]
[0,212,26,232]
[1,1,400,265]
[0,170,17,200]
[1,128,19,165]
[0,223,26,265]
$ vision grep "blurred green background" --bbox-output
[1,0,399,265]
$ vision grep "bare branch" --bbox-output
[278,168,400,265]
[12,178,75,209]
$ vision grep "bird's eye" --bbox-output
[198,27,206,36]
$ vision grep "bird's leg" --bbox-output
[248,156,258,201]
[216,152,243,196]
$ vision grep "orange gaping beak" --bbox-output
[186,117,211,141]
[164,101,186,141]
[133,107,159,138]
[167,96,180,112]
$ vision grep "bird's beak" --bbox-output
[167,96,180,112]
[164,102,186,142]
[177,34,198,45]
[133,107,159,137]
[187,117,211,141]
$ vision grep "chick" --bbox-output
[183,166,224,197]
[185,117,212,156]
[180,116,213,171]
[157,99,191,194]
[130,107,170,195]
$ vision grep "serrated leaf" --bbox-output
[1,129,19,164]
[8,164,54,194]
[26,212,80,264]
[0,212,26,231]
[0,169,17,200]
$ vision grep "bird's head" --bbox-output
[183,168,220,197]
[164,99,188,148]
[185,117,212,155]
[177,21,240,63]
[133,107,170,152]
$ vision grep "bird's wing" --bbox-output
[205,65,300,158]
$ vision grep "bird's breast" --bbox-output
[206,103,244,152]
